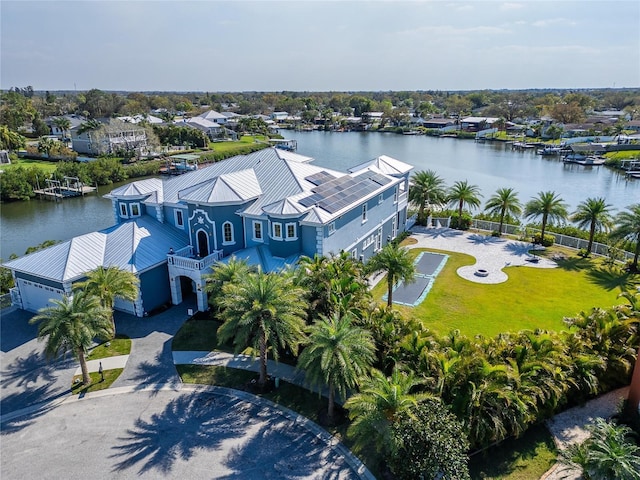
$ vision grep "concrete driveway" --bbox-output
[2,386,367,479]
[1,302,372,479]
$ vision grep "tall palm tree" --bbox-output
[217,268,307,388]
[484,187,522,235]
[203,257,254,311]
[524,191,568,244]
[298,313,376,421]
[74,266,139,336]
[345,369,431,456]
[447,180,482,219]
[366,242,415,307]
[570,197,614,254]
[611,203,640,272]
[29,291,112,385]
[408,170,447,225]
[53,117,72,139]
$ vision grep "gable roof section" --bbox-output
[105,178,164,201]
[4,217,188,282]
[178,169,262,205]
[348,155,413,176]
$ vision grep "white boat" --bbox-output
[537,145,563,156]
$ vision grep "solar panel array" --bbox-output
[299,171,392,214]
[304,170,336,186]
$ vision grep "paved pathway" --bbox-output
[74,355,129,376]
[409,226,557,284]
[541,386,630,480]
[173,351,307,386]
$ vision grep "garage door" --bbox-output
[17,279,64,313]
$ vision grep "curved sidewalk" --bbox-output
[173,350,308,387]
[73,354,129,376]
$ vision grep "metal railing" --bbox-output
[470,219,634,262]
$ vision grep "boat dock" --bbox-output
[34,177,96,200]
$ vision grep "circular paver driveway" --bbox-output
[2,387,365,480]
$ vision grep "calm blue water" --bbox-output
[286,130,639,214]
[1,132,638,258]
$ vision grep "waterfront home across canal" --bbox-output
[4,148,412,316]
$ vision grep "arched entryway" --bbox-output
[169,273,208,313]
[197,230,209,257]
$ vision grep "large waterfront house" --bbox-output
[5,148,412,317]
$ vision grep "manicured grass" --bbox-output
[3,158,58,174]
[71,368,124,395]
[372,247,627,337]
[469,424,558,479]
[207,135,269,152]
[172,318,224,351]
[86,335,131,360]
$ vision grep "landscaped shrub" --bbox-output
[532,232,555,246]
[450,213,472,230]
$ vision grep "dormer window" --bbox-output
[119,203,128,218]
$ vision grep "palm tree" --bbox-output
[447,180,482,219]
[524,191,568,244]
[408,170,447,225]
[366,242,416,307]
[611,203,640,272]
[298,313,376,422]
[217,268,308,388]
[74,266,139,336]
[203,257,254,311]
[53,117,72,139]
[345,369,431,456]
[570,197,613,254]
[561,418,640,480]
[29,291,112,385]
[484,187,522,235]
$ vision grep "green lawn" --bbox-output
[3,158,58,174]
[469,425,558,479]
[207,135,269,152]
[87,335,131,360]
[372,247,629,337]
[172,318,222,351]
[71,368,124,395]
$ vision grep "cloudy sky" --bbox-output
[2,1,638,92]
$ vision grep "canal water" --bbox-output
[1,132,638,259]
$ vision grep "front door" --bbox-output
[197,230,209,257]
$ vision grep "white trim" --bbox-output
[129,202,141,217]
[394,186,399,203]
[285,222,297,241]
[252,220,263,242]
[328,222,336,236]
[222,221,235,245]
[174,209,185,228]
[119,203,128,218]
[351,248,358,259]
[272,222,283,240]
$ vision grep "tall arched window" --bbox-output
[222,221,234,245]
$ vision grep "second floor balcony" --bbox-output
[167,245,223,271]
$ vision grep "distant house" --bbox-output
[271,112,289,122]
[175,117,223,139]
[117,114,164,125]
[71,119,148,156]
[626,120,640,132]
[45,114,85,138]
[422,118,456,129]
[4,148,412,316]
[196,110,228,124]
[460,117,499,132]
